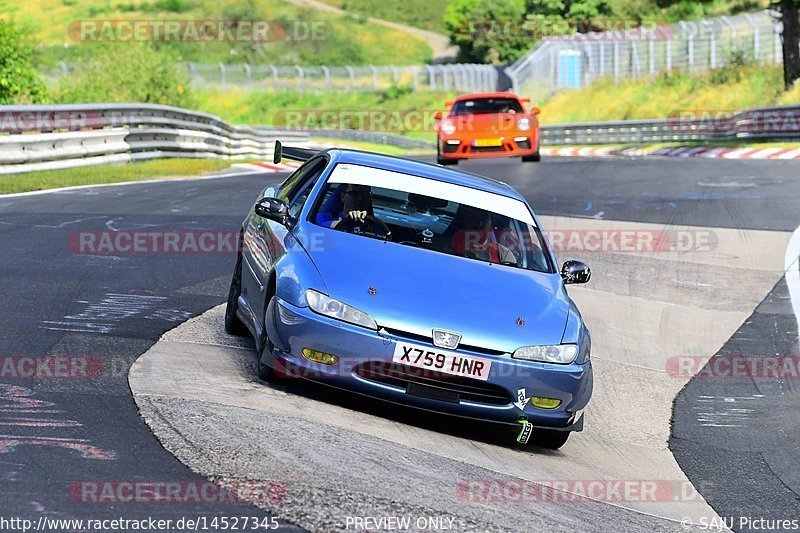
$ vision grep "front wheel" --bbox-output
[257,295,282,382]
[437,144,458,166]
[257,336,279,382]
[224,253,248,336]
[522,150,541,162]
[530,429,570,449]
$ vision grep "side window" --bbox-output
[276,157,320,202]
[286,160,326,219]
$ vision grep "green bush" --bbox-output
[53,44,194,106]
[0,19,48,104]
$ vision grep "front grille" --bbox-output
[355,362,512,406]
[470,145,508,153]
[381,328,505,356]
[515,139,531,150]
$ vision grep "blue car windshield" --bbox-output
[310,164,552,273]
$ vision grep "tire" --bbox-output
[257,295,281,382]
[224,252,248,336]
[531,429,570,449]
[257,335,279,382]
[437,144,458,166]
[522,150,541,162]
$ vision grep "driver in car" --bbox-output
[450,205,517,265]
[316,184,391,239]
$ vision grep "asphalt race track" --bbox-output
[1,155,798,532]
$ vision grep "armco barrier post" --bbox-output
[270,65,278,91]
[321,65,331,90]
[369,65,378,91]
[296,66,304,94]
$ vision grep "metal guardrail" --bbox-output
[0,104,309,174]
[540,104,800,145]
[2,102,799,175]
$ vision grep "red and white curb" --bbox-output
[541,146,800,159]
[232,161,303,173]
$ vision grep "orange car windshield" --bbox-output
[450,98,524,116]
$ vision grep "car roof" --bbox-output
[452,92,523,102]
[324,148,527,202]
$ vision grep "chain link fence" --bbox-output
[505,10,784,102]
[41,10,788,100]
[42,62,501,94]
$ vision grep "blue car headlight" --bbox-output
[305,289,377,330]
[512,344,579,364]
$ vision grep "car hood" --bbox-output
[298,226,569,353]
[451,112,525,134]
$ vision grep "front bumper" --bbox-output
[438,133,539,160]
[266,298,592,431]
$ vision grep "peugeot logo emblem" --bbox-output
[432,329,462,350]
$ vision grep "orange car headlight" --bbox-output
[518,117,531,131]
[441,119,457,135]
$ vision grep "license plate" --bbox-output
[473,138,503,147]
[392,342,492,381]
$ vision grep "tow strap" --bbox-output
[516,417,533,444]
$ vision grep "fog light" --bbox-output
[446,140,461,145]
[302,348,339,365]
[531,396,561,409]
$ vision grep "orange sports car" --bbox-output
[434,92,541,165]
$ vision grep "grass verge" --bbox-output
[0,158,236,195]
[13,0,431,67]
[539,62,800,124]
[311,138,432,155]
[195,87,456,128]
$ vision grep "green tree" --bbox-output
[0,19,48,104]
[445,0,527,64]
[445,0,613,64]
[777,0,800,89]
[54,44,194,107]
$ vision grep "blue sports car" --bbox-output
[225,144,592,449]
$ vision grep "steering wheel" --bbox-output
[336,214,391,241]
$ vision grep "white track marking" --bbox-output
[0,168,264,200]
[786,225,800,335]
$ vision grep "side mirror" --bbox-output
[561,260,591,285]
[531,106,541,115]
[254,197,293,226]
[434,111,443,121]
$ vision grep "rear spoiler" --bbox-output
[273,140,317,164]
